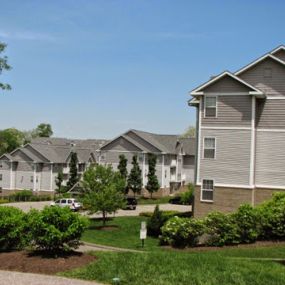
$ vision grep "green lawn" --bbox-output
[82,216,161,251]
[61,247,285,285]
[137,196,170,205]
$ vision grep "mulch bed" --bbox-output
[0,250,96,275]
[163,240,285,252]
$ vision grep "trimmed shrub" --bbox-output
[27,206,89,252]
[231,204,260,244]
[180,183,194,205]
[257,192,285,240]
[160,216,205,248]
[10,190,33,202]
[147,205,165,237]
[0,199,9,204]
[204,212,239,246]
[0,206,27,250]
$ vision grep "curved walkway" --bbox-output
[0,270,104,285]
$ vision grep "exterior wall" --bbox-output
[182,155,195,184]
[15,161,34,190]
[194,186,285,218]
[40,164,52,191]
[272,49,285,62]
[256,99,285,128]
[255,131,285,187]
[239,57,285,96]
[126,131,161,152]
[0,161,11,189]
[199,129,251,186]
[202,76,252,93]
[201,95,252,127]
[194,186,253,218]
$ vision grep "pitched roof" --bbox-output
[190,71,263,96]
[100,129,196,155]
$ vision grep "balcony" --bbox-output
[170,159,177,167]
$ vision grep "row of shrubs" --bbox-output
[0,205,88,252]
[160,192,285,248]
[0,190,53,203]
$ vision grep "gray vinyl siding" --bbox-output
[182,155,195,184]
[126,131,161,152]
[256,99,285,129]
[199,129,251,185]
[201,95,252,127]
[40,164,52,190]
[272,50,285,62]
[239,57,285,96]
[101,137,141,152]
[255,131,285,186]
[0,161,11,189]
[202,76,252,93]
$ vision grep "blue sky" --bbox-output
[0,0,284,139]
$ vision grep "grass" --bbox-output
[61,246,285,285]
[137,196,170,205]
[82,216,160,251]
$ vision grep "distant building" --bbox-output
[0,138,107,195]
[98,129,196,197]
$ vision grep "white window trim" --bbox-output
[204,95,218,118]
[201,179,214,203]
[202,137,216,159]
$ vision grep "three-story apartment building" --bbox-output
[189,45,285,217]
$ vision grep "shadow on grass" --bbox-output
[27,250,83,259]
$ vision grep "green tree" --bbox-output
[146,154,160,198]
[55,170,64,196]
[0,128,25,156]
[81,165,125,225]
[127,155,142,197]
[181,126,196,138]
[34,123,53,137]
[117,154,128,194]
[67,152,78,190]
[0,42,11,91]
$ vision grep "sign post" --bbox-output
[140,221,147,248]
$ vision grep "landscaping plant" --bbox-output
[127,155,142,197]
[0,206,27,250]
[27,206,88,251]
[146,154,160,198]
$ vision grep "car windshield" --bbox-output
[55,200,60,204]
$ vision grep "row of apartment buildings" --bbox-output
[1,45,285,217]
[0,130,195,197]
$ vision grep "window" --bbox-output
[204,96,217,117]
[30,176,34,183]
[0,174,2,181]
[203,137,216,159]
[201,179,214,202]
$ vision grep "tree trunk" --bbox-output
[102,211,106,225]
[150,192,153,199]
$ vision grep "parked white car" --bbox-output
[50,198,82,211]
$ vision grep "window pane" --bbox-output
[205,97,216,107]
[202,180,213,190]
[205,107,216,117]
[204,149,215,158]
[204,138,215,148]
[202,190,213,201]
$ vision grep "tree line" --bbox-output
[0,123,53,156]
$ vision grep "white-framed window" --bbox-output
[204,96,217,117]
[201,179,214,202]
[203,137,216,159]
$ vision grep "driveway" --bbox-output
[0,270,104,285]
[2,201,191,216]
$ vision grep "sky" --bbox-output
[0,0,285,139]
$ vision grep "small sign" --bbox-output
[141,221,146,230]
[140,229,147,240]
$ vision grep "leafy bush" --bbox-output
[0,206,27,250]
[27,206,89,252]
[180,183,194,205]
[10,190,33,201]
[231,204,260,243]
[257,192,285,240]
[160,216,205,248]
[204,212,239,246]
[140,210,180,218]
[0,199,9,204]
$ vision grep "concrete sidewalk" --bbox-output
[0,270,105,285]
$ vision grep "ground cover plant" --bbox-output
[82,216,160,251]
[61,245,285,285]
